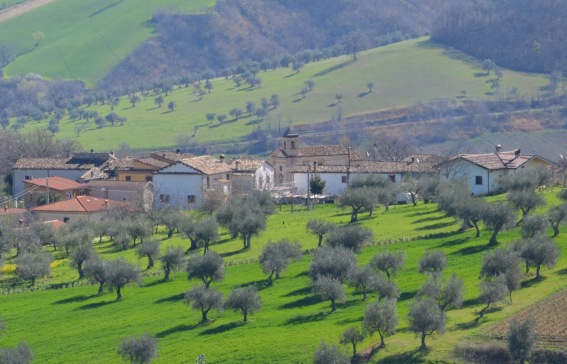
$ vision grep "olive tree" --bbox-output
[408,297,446,350]
[348,265,379,300]
[313,342,350,364]
[194,218,219,254]
[520,215,548,238]
[225,286,262,322]
[106,258,142,300]
[363,298,399,348]
[187,251,224,288]
[0,342,33,364]
[325,225,373,254]
[84,257,108,295]
[370,250,406,280]
[306,219,335,247]
[522,236,559,279]
[136,240,160,270]
[480,247,522,301]
[313,275,346,312]
[117,333,158,364]
[478,275,509,318]
[418,250,447,276]
[548,203,567,237]
[309,246,357,282]
[417,273,464,312]
[15,252,53,286]
[184,285,224,323]
[258,240,303,286]
[70,243,96,279]
[159,246,185,281]
[508,318,536,364]
[339,326,365,357]
[338,187,378,222]
[507,189,546,222]
[482,202,517,245]
[376,276,400,301]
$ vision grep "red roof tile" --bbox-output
[24,176,84,191]
[30,196,127,213]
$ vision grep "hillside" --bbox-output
[23,38,547,152]
[0,193,566,363]
[0,0,213,84]
[432,0,567,75]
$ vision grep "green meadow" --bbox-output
[0,0,213,84]
[24,38,548,152]
[0,191,566,363]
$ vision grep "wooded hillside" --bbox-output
[99,0,456,90]
[432,0,567,75]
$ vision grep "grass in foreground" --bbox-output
[0,193,566,363]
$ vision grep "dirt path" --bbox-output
[0,0,56,23]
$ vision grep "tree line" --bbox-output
[432,0,567,75]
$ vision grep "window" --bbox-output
[206,176,210,188]
[283,141,287,149]
[159,194,170,203]
[145,176,153,182]
[475,176,483,185]
[63,217,70,223]
[226,174,230,180]
[24,175,32,180]
[279,166,283,172]
[188,195,196,204]
[79,190,85,196]
[291,141,296,149]
[125,176,131,181]
[388,175,396,182]
[341,176,348,183]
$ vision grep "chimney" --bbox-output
[110,151,115,157]
[495,144,502,153]
[411,157,416,163]
[235,160,241,171]
[515,149,521,156]
[104,200,109,206]
[176,148,180,154]
[313,161,317,172]
[219,154,225,163]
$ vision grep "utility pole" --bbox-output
[46,170,50,205]
[306,166,311,210]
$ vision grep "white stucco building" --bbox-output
[438,147,555,195]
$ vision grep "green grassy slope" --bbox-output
[27,38,547,151]
[0,192,565,363]
[0,0,213,84]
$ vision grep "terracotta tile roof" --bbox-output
[449,151,536,170]
[273,145,348,158]
[0,207,26,216]
[135,157,170,169]
[14,153,112,170]
[179,156,233,175]
[80,167,109,181]
[30,196,127,213]
[114,157,135,169]
[151,151,195,163]
[24,176,84,191]
[231,159,265,172]
[291,161,437,174]
[403,154,446,164]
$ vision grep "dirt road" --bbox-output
[0,0,55,23]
